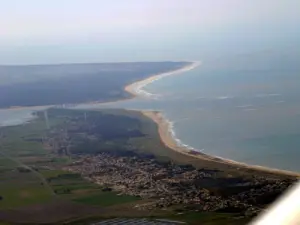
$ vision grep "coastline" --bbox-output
[141,111,300,178]
[0,61,200,111]
[1,60,299,177]
[0,62,200,129]
[121,61,300,177]
[125,61,201,98]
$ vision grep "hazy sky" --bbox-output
[1,0,300,64]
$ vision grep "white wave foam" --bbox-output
[161,113,196,151]
[130,61,201,98]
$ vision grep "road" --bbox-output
[0,134,55,195]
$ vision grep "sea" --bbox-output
[1,50,300,172]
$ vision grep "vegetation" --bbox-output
[0,108,293,224]
[0,62,189,108]
[0,119,56,209]
[0,109,160,224]
[73,192,140,206]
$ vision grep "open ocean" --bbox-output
[0,51,300,172]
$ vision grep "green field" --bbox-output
[42,170,99,195]
[0,185,51,209]
[74,192,140,206]
[0,114,141,212]
[0,166,53,209]
[0,108,260,224]
[0,120,55,209]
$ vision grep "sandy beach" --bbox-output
[1,60,299,177]
[0,62,200,111]
[141,111,300,177]
[125,61,201,98]
[120,61,300,178]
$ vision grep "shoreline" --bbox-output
[1,60,299,177]
[121,61,300,177]
[141,110,300,177]
[125,61,201,98]
[0,61,200,111]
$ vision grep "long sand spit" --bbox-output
[125,61,300,178]
[125,61,201,97]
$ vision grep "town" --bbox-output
[64,152,293,217]
[44,108,296,218]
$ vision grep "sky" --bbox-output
[1,0,300,64]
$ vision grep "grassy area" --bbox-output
[0,118,59,209]
[40,169,140,206]
[41,169,75,178]
[0,163,53,209]
[0,117,63,158]
[73,192,140,207]
[0,108,261,224]
[0,186,52,209]
[40,169,101,196]
[0,166,53,209]
[0,113,141,210]
[0,109,150,222]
